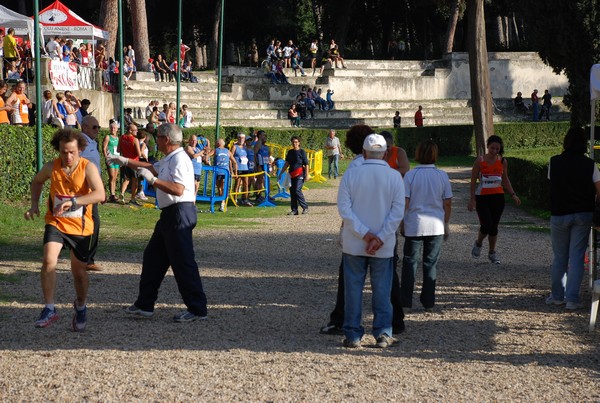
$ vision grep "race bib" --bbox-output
[21,103,28,114]
[54,194,83,218]
[481,175,502,188]
[240,156,248,165]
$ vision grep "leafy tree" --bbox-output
[518,0,600,126]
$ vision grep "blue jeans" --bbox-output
[400,235,443,309]
[342,253,393,342]
[328,154,339,178]
[550,212,592,303]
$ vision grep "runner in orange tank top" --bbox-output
[24,129,105,331]
[5,81,31,125]
[467,135,520,264]
[382,131,410,176]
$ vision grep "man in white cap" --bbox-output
[337,133,405,349]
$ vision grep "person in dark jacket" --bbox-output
[547,127,600,310]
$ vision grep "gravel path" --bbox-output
[1,167,599,401]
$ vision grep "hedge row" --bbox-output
[0,122,577,206]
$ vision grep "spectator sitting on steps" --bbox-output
[514,92,529,114]
[291,54,307,77]
[288,104,300,127]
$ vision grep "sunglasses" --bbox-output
[92,125,101,129]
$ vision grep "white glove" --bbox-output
[137,167,157,185]
[107,154,128,166]
[443,223,450,241]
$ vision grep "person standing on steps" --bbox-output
[468,135,520,264]
[414,105,424,127]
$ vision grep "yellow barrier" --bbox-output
[308,149,327,183]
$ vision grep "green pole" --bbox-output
[118,0,124,134]
[215,0,225,144]
[176,0,182,124]
[33,0,42,171]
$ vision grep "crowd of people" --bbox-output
[1,28,35,83]
[286,86,335,126]
[261,38,347,82]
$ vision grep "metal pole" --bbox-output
[118,0,124,134]
[176,0,182,124]
[215,0,225,144]
[34,0,42,171]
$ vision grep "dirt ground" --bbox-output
[1,167,599,401]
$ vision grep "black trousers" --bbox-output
[290,176,308,212]
[135,202,208,316]
[329,237,404,329]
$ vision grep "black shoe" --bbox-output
[319,323,344,335]
[392,322,405,335]
[302,208,309,215]
[287,210,299,216]
[375,334,397,348]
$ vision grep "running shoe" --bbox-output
[471,241,482,258]
[35,307,58,328]
[71,301,87,332]
[173,311,207,323]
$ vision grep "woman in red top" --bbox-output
[117,123,142,204]
[468,135,521,264]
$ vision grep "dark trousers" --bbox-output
[475,193,505,236]
[290,176,308,212]
[329,237,404,329]
[135,202,208,316]
[88,203,99,264]
[400,235,443,309]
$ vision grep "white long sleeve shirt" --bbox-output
[337,159,405,258]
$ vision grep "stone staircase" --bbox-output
[124,57,570,129]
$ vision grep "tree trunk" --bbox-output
[100,0,119,60]
[443,0,462,54]
[495,15,505,48]
[311,0,324,43]
[467,0,493,156]
[129,0,150,72]
[210,0,222,70]
[511,12,520,46]
[16,0,26,15]
[333,0,357,53]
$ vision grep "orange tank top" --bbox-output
[16,93,29,124]
[0,97,9,124]
[386,146,400,169]
[476,156,504,196]
[45,158,93,236]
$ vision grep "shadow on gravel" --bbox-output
[2,217,600,375]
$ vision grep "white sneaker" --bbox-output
[136,192,148,201]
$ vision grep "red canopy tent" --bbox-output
[37,0,108,41]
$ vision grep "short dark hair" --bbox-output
[415,140,438,164]
[345,124,373,155]
[563,126,587,154]
[290,136,300,143]
[50,129,87,151]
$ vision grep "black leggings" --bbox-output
[475,193,505,236]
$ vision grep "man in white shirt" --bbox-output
[337,133,405,349]
[324,129,343,179]
[46,37,62,60]
[108,123,208,322]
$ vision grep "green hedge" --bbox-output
[0,122,576,206]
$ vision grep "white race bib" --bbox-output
[54,194,83,218]
[481,175,502,188]
[240,156,248,165]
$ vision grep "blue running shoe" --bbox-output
[35,307,58,328]
[72,301,87,332]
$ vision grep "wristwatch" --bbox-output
[69,197,77,211]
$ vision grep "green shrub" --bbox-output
[0,125,57,201]
[506,156,550,210]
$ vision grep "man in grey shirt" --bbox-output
[79,115,102,271]
[325,129,343,179]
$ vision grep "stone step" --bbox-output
[133,71,219,84]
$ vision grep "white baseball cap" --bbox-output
[363,133,387,151]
